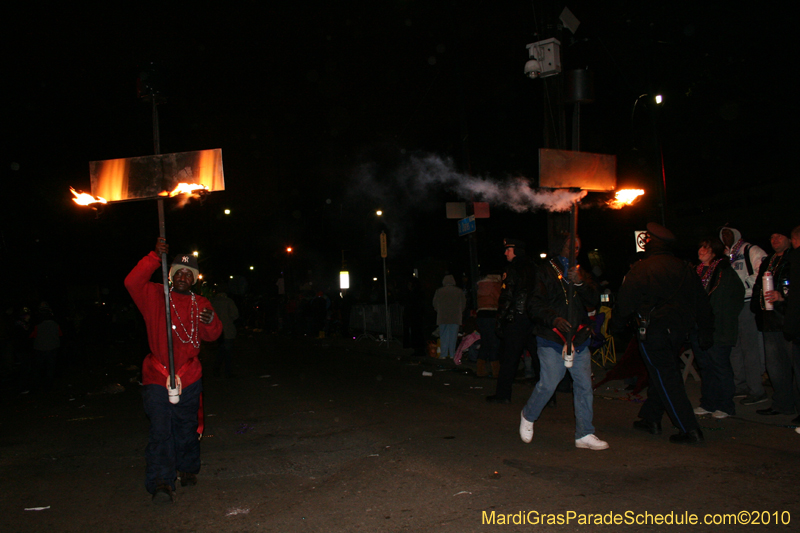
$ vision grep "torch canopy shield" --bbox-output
[538,148,616,191]
[89,149,224,202]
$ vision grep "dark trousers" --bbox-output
[764,332,800,414]
[476,316,500,363]
[142,380,202,494]
[493,315,537,400]
[638,328,700,434]
[215,338,235,377]
[691,337,736,415]
[32,348,58,389]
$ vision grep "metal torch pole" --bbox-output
[566,199,578,355]
[152,97,176,388]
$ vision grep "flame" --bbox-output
[607,189,644,209]
[159,183,209,197]
[70,187,107,206]
[94,157,129,202]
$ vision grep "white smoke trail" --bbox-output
[354,152,586,213]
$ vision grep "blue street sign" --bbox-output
[458,215,476,236]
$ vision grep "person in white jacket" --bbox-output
[720,225,768,405]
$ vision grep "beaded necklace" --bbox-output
[696,258,722,291]
[549,258,570,304]
[728,239,745,262]
[766,252,785,274]
[169,289,200,348]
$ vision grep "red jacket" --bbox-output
[125,251,222,388]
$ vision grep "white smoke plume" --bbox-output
[353,152,586,213]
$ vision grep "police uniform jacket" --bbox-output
[497,256,537,323]
[615,250,714,339]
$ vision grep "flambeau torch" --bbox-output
[539,149,643,366]
[70,150,224,402]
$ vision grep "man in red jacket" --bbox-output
[125,238,222,503]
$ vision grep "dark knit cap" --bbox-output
[169,254,200,284]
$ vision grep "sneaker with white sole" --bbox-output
[712,410,730,419]
[575,434,609,450]
[519,411,534,443]
[740,394,768,406]
[694,406,712,415]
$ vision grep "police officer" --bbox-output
[614,223,714,444]
[486,238,539,403]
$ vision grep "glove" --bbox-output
[698,329,714,351]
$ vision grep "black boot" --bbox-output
[633,418,662,435]
[152,484,175,504]
[669,428,704,445]
[485,395,511,404]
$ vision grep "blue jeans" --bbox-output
[691,341,735,415]
[439,324,458,359]
[142,380,202,494]
[523,343,595,440]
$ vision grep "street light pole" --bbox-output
[632,93,666,226]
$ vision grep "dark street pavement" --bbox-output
[1,332,798,532]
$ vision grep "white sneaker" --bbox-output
[519,411,534,443]
[712,410,730,419]
[575,434,609,450]
[694,406,712,415]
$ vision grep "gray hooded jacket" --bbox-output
[433,275,467,325]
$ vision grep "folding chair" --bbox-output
[591,306,616,367]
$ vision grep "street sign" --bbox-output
[446,202,467,219]
[635,230,647,252]
[380,231,388,258]
[458,215,476,236]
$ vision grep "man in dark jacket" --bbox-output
[751,231,796,417]
[782,226,800,425]
[614,223,715,445]
[486,238,538,403]
[519,233,608,450]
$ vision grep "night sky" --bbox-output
[4,1,798,309]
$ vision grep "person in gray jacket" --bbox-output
[433,274,466,359]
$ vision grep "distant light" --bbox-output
[224,209,231,215]
[373,277,378,281]
[229,275,233,279]
[376,210,383,216]
[655,94,663,104]
[198,274,203,280]
[192,251,199,257]
[286,247,293,253]
[340,271,350,290]
[249,266,254,270]
[539,252,547,259]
